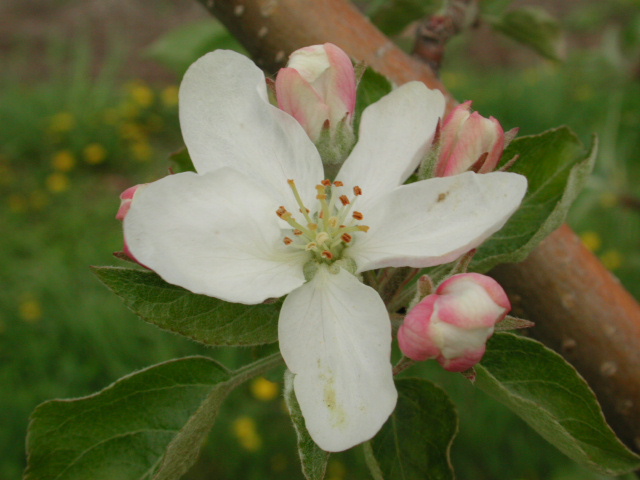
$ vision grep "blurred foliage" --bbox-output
[2,0,640,479]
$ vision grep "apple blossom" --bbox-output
[276,44,356,169]
[398,273,511,372]
[121,49,527,452]
[434,101,517,177]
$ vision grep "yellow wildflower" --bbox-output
[161,85,179,107]
[83,143,108,165]
[49,112,76,133]
[250,377,280,401]
[128,81,155,108]
[600,250,623,271]
[579,231,601,253]
[46,172,70,193]
[52,150,76,172]
[19,297,43,323]
[232,416,262,452]
[131,141,153,162]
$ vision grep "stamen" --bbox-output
[276,206,291,220]
[357,225,370,232]
[316,193,327,200]
[341,233,353,243]
[353,186,363,196]
[283,237,293,245]
[321,179,332,187]
[339,195,350,205]
[333,181,344,187]
[352,211,364,220]
[321,250,334,259]
[308,223,318,230]
[293,229,303,236]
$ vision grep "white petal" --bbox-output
[336,82,445,209]
[347,171,528,272]
[179,50,323,209]
[279,266,397,452]
[124,168,308,304]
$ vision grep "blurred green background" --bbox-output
[1,0,639,479]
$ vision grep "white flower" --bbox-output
[122,50,527,452]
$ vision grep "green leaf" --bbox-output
[145,19,246,75]
[354,67,393,133]
[369,0,443,36]
[487,6,565,61]
[169,148,195,173]
[25,357,233,480]
[283,370,329,480]
[470,127,597,273]
[92,266,281,346]
[369,378,458,479]
[476,333,640,476]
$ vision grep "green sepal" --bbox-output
[283,370,330,480]
[92,266,281,346]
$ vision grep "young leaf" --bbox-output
[92,266,281,346]
[368,378,458,479]
[144,19,246,75]
[25,356,233,480]
[487,6,565,61]
[369,0,443,37]
[283,370,330,480]
[470,127,597,273]
[354,68,393,133]
[476,333,640,476]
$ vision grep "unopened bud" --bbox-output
[398,273,510,372]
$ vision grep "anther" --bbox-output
[316,194,327,200]
[283,237,293,245]
[293,229,303,236]
[308,223,318,230]
[321,179,332,186]
[341,233,353,243]
[357,225,370,232]
[321,250,334,259]
[276,206,291,219]
[339,195,350,205]
[352,211,364,220]
[333,181,344,187]
[353,186,363,196]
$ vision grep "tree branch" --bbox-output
[198,0,640,452]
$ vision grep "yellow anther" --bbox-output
[357,225,370,232]
[308,223,318,230]
[316,194,327,200]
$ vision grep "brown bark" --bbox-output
[198,0,640,451]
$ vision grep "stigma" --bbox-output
[276,179,369,263]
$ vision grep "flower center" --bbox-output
[276,179,369,264]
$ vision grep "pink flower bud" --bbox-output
[116,184,145,262]
[398,273,510,372]
[275,43,356,142]
[435,101,512,177]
